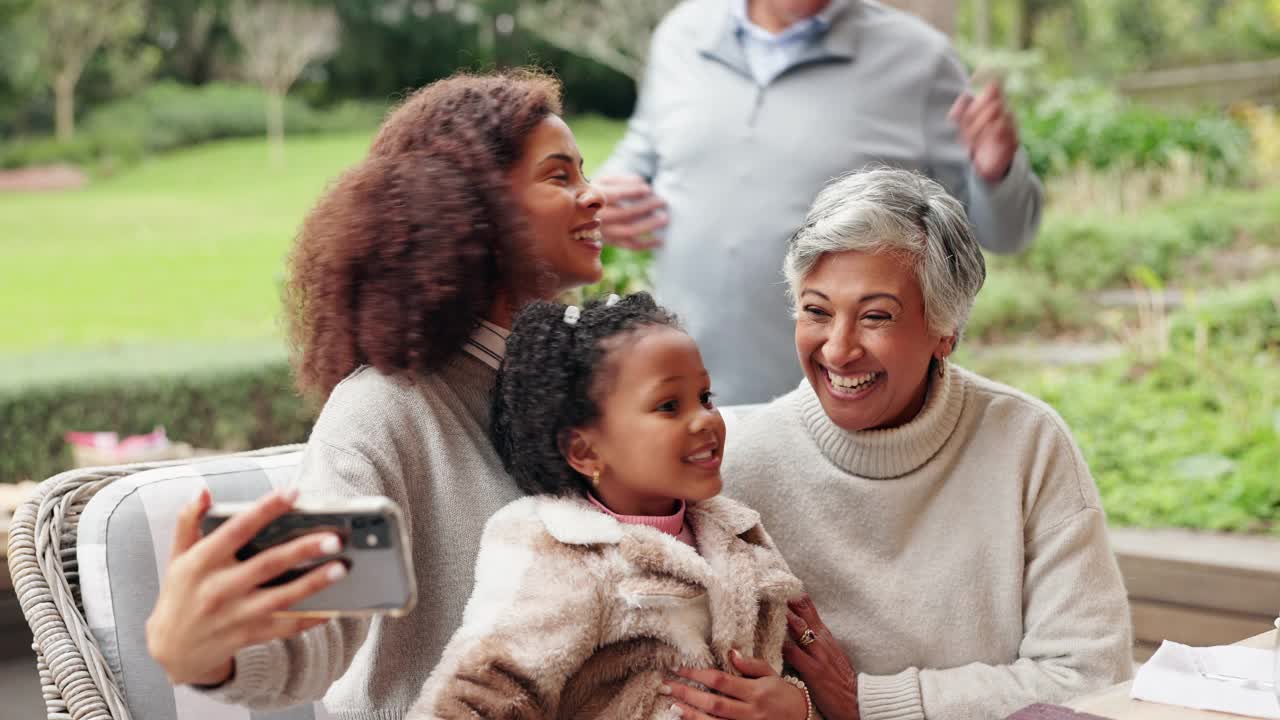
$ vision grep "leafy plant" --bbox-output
[980,279,1280,533]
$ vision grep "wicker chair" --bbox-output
[5,446,331,720]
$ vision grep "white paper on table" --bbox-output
[1131,640,1280,719]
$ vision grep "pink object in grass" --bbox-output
[116,427,169,454]
[63,431,119,450]
[63,427,169,459]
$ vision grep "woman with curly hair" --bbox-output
[144,69,607,718]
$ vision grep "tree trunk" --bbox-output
[1017,0,1038,50]
[54,71,77,142]
[266,89,285,167]
[974,0,991,47]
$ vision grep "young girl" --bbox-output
[408,292,815,720]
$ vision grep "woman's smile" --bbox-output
[821,367,883,400]
[571,220,603,252]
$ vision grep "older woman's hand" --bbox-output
[785,595,861,720]
[663,649,809,720]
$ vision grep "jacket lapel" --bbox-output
[686,497,803,667]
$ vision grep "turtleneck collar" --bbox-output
[795,364,967,479]
[587,493,695,546]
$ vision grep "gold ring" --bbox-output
[799,628,817,647]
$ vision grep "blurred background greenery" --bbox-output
[0,0,1277,534]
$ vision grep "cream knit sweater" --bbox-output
[722,366,1133,720]
[206,356,524,719]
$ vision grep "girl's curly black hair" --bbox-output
[491,291,681,496]
[285,68,562,399]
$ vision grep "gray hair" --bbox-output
[783,167,986,340]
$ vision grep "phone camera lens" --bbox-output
[351,515,391,549]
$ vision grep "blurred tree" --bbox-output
[973,0,992,46]
[514,0,677,80]
[146,0,228,85]
[0,0,45,135]
[1015,0,1073,49]
[513,0,961,79]
[28,0,145,141]
[229,0,340,164]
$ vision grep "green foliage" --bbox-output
[965,267,1083,341]
[1170,275,1280,351]
[582,246,653,298]
[0,352,314,484]
[959,46,1256,184]
[982,276,1280,533]
[957,0,1280,76]
[1012,188,1280,290]
[0,81,384,169]
[1017,82,1253,182]
[0,133,101,168]
[315,0,637,118]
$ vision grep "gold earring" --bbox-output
[935,355,947,379]
[591,469,601,488]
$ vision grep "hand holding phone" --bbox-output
[148,487,336,686]
[200,496,417,617]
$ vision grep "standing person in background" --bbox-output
[597,0,1043,404]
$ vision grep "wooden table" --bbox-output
[1071,630,1277,719]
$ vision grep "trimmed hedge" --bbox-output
[0,82,385,170]
[0,360,315,484]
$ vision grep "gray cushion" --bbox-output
[78,450,334,720]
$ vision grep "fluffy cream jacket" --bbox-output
[407,494,804,719]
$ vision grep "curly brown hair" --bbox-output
[285,69,564,399]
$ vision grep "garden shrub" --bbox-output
[985,277,1280,533]
[0,354,314,484]
[0,82,385,170]
[1019,188,1280,290]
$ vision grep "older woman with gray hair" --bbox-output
[662,168,1132,720]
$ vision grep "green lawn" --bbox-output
[0,116,627,355]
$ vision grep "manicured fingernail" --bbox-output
[730,648,741,659]
[281,486,300,503]
[670,705,682,717]
[191,487,207,504]
[326,562,346,582]
[659,684,672,695]
[319,534,341,555]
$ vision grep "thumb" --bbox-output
[729,648,776,678]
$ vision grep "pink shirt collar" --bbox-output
[587,493,695,547]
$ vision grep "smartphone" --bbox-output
[200,495,417,617]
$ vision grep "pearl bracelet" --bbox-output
[782,675,815,720]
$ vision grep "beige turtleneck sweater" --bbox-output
[722,366,1133,720]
